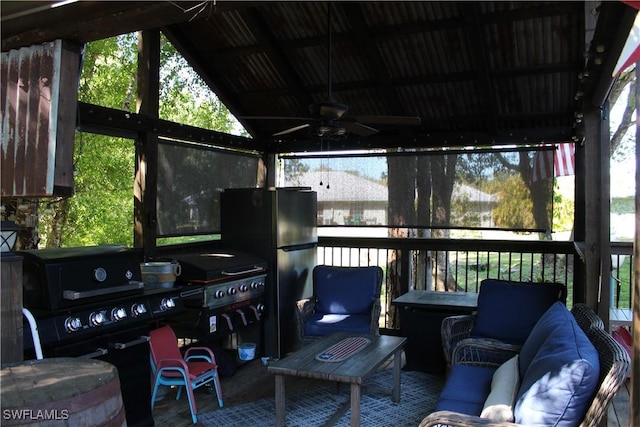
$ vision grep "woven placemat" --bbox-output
[315,336,371,362]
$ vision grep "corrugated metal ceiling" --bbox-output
[1,1,636,153]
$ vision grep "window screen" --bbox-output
[157,141,259,236]
[281,147,559,233]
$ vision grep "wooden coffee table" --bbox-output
[267,332,406,427]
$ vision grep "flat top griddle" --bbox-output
[172,249,266,284]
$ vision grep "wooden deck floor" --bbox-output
[150,353,631,427]
[608,378,631,427]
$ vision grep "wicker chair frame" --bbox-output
[571,303,605,332]
[420,309,630,427]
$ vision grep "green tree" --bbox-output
[40,36,138,247]
[283,159,310,186]
[491,175,537,230]
[38,33,241,248]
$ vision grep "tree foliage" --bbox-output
[490,175,536,230]
[37,33,240,248]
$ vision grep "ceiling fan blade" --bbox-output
[273,123,311,136]
[342,122,379,137]
[352,115,422,126]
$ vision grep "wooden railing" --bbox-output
[317,236,633,330]
[611,242,635,311]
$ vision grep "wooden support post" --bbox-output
[135,29,160,255]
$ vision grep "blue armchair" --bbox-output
[296,265,383,345]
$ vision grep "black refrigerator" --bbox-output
[220,187,317,358]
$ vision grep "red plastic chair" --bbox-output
[149,325,223,424]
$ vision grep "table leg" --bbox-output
[350,383,361,427]
[392,348,402,403]
[275,374,286,427]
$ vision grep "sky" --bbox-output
[609,83,636,198]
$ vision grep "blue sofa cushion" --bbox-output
[436,364,496,416]
[471,279,564,344]
[514,302,600,427]
[303,313,371,336]
[313,266,380,315]
[519,300,567,376]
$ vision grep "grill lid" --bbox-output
[172,249,266,284]
[19,245,144,310]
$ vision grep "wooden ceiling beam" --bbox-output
[265,127,573,153]
[1,1,253,51]
[232,61,579,99]
[76,101,261,152]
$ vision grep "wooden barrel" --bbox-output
[0,358,126,426]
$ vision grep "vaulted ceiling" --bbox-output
[1,1,637,153]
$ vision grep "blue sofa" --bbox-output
[420,302,631,427]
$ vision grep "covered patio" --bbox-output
[1,1,638,425]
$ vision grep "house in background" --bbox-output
[294,170,496,228]
[451,183,498,228]
[296,170,387,225]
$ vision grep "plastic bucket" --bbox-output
[140,261,181,289]
[238,343,256,361]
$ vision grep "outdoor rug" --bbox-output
[199,369,444,427]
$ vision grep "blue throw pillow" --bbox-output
[514,302,600,427]
[519,301,567,376]
[471,279,564,344]
[314,266,380,314]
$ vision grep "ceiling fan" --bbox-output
[242,4,422,139]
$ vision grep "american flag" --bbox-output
[532,143,575,182]
[315,336,370,362]
[613,2,640,76]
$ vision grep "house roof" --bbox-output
[296,170,496,204]
[298,170,388,202]
[1,1,636,154]
[453,183,497,203]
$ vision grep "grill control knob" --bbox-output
[214,290,225,299]
[111,307,127,321]
[64,317,82,333]
[93,267,107,282]
[160,297,176,311]
[239,284,249,292]
[132,303,147,316]
[251,281,261,289]
[90,311,106,326]
[256,303,265,312]
[227,287,237,295]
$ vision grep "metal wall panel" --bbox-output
[1,39,80,197]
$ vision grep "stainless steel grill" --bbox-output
[168,249,267,356]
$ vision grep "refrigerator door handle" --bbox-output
[280,242,317,252]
